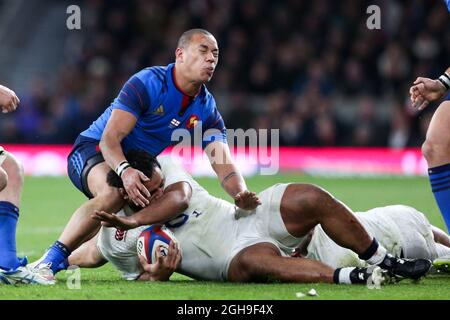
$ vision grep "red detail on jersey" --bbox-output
[172,67,199,116]
[95,144,100,152]
[186,114,200,129]
[115,229,127,241]
[179,95,194,116]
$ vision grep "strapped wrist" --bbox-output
[116,161,132,177]
[438,73,450,91]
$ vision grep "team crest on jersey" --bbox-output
[152,105,165,116]
[115,228,127,241]
[186,115,200,129]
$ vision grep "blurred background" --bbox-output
[0,0,448,148]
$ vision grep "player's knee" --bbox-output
[422,101,450,163]
[229,244,280,282]
[94,187,124,210]
[294,184,333,214]
[231,252,263,282]
[422,138,447,163]
[3,155,24,188]
[0,167,7,192]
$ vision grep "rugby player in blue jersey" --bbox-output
[406,1,450,273]
[409,65,450,271]
[0,85,53,284]
[30,29,261,278]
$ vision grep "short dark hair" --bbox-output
[106,150,161,188]
[177,28,213,49]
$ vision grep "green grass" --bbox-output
[1,175,448,299]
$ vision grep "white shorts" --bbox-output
[384,205,438,260]
[223,183,303,279]
[174,183,303,281]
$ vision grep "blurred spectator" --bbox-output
[351,96,389,146]
[387,102,411,149]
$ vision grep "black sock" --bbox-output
[359,238,387,265]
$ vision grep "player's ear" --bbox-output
[175,47,184,63]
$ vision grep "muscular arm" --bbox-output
[100,109,137,173]
[93,181,192,229]
[205,141,247,197]
[132,182,192,226]
[205,141,260,210]
[100,109,150,206]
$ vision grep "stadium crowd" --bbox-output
[0,0,448,147]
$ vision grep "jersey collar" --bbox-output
[171,64,202,98]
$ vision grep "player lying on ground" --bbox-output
[293,205,450,273]
[57,150,432,285]
[0,85,53,285]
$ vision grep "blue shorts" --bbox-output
[67,135,104,198]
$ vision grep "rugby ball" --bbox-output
[136,225,178,264]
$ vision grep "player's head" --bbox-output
[107,150,165,205]
[175,28,219,83]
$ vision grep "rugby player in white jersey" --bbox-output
[294,205,450,273]
[59,150,432,285]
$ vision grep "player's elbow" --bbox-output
[173,190,190,213]
[100,128,124,150]
[99,132,115,151]
[175,192,190,212]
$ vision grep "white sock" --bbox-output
[366,245,387,265]
[435,243,450,258]
[338,267,355,284]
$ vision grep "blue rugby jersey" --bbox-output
[81,63,227,155]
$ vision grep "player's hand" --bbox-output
[234,190,261,211]
[91,210,139,230]
[138,241,181,281]
[0,85,20,113]
[409,77,446,110]
[121,167,151,207]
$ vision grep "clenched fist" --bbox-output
[0,85,20,113]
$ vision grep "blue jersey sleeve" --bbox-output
[202,102,227,149]
[446,0,450,12]
[444,91,450,101]
[112,75,152,118]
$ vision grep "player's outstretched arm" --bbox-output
[92,181,192,229]
[409,67,450,110]
[0,84,20,113]
[100,109,151,207]
[137,241,181,281]
[205,141,261,210]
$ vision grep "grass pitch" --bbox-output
[0,174,448,300]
